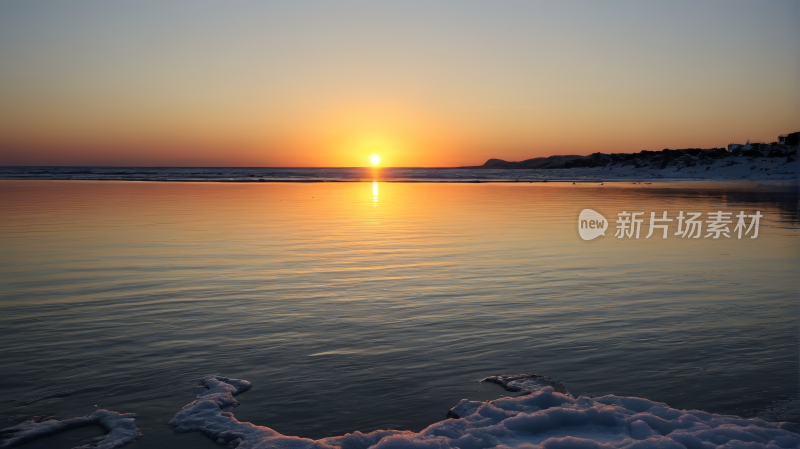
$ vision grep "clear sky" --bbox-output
[0,1,797,167]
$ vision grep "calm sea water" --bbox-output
[0,180,797,448]
[0,166,552,182]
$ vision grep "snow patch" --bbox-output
[171,375,800,449]
[169,375,409,449]
[0,409,141,449]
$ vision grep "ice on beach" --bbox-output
[170,375,800,449]
[480,374,570,396]
[0,409,141,449]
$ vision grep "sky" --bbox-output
[0,1,797,167]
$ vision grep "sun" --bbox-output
[370,154,381,166]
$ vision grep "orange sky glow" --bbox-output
[0,1,796,167]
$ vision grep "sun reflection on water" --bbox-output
[372,181,378,206]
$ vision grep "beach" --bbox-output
[2,1,797,447]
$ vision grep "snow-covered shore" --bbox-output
[10,376,786,449]
[536,153,798,182]
[167,375,799,449]
[475,145,798,182]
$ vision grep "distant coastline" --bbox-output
[1,137,797,183]
[470,140,798,170]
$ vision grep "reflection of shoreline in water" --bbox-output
[584,182,799,224]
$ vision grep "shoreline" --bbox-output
[0,177,796,184]
[2,156,796,184]
[3,374,797,449]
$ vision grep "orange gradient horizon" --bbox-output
[0,2,796,167]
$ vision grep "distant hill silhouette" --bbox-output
[480,155,586,169]
[472,144,796,170]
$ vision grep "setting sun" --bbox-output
[370,154,381,166]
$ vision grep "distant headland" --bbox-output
[472,132,799,171]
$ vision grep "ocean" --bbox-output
[0,163,794,183]
[0,179,797,448]
[0,166,549,182]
